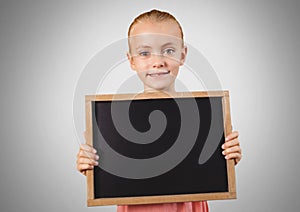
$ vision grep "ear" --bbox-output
[179,46,187,66]
[127,52,137,71]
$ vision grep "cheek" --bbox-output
[171,69,179,77]
[133,61,150,72]
[167,60,181,74]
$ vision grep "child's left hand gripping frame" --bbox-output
[85,91,236,206]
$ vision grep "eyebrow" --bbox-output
[135,42,177,50]
[161,42,177,48]
[135,45,152,50]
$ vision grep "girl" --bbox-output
[77,9,242,212]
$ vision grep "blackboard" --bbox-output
[85,91,236,206]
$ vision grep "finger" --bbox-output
[77,150,99,160]
[222,138,240,149]
[222,145,241,156]
[224,152,242,161]
[77,157,99,166]
[81,170,86,176]
[80,143,97,154]
[234,157,241,165]
[225,131,239,141]
[77,163,94,173]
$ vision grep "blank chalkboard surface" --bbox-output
[85,91,236,206]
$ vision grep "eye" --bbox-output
[163,48,175,56]
[138,51,150,57]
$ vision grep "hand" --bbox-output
[222,131,242,165]
[76,132,99,176]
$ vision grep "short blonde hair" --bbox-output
[128,9,184,39]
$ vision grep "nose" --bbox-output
[151,54,165,69]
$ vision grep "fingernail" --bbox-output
[93,149,97,153]
[95,155,99,160]
[95,161,99,166]
[225,156,228,159]
[225,137,229,141]
[222,151,225,155]
[221,144,225,149]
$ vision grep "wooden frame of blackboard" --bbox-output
[85,91,236,206]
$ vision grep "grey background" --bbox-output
[0,0,299,211]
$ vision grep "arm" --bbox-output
[222,131,242,165]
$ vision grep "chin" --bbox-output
[142,77,175,92]
[146,84,173,92]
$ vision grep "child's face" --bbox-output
[127,20,187,93]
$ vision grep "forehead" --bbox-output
[130,20,182,38]
[129,20,183,49]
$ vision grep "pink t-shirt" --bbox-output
[117,201,209,212]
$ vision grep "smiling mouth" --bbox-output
[147,70,170,77]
